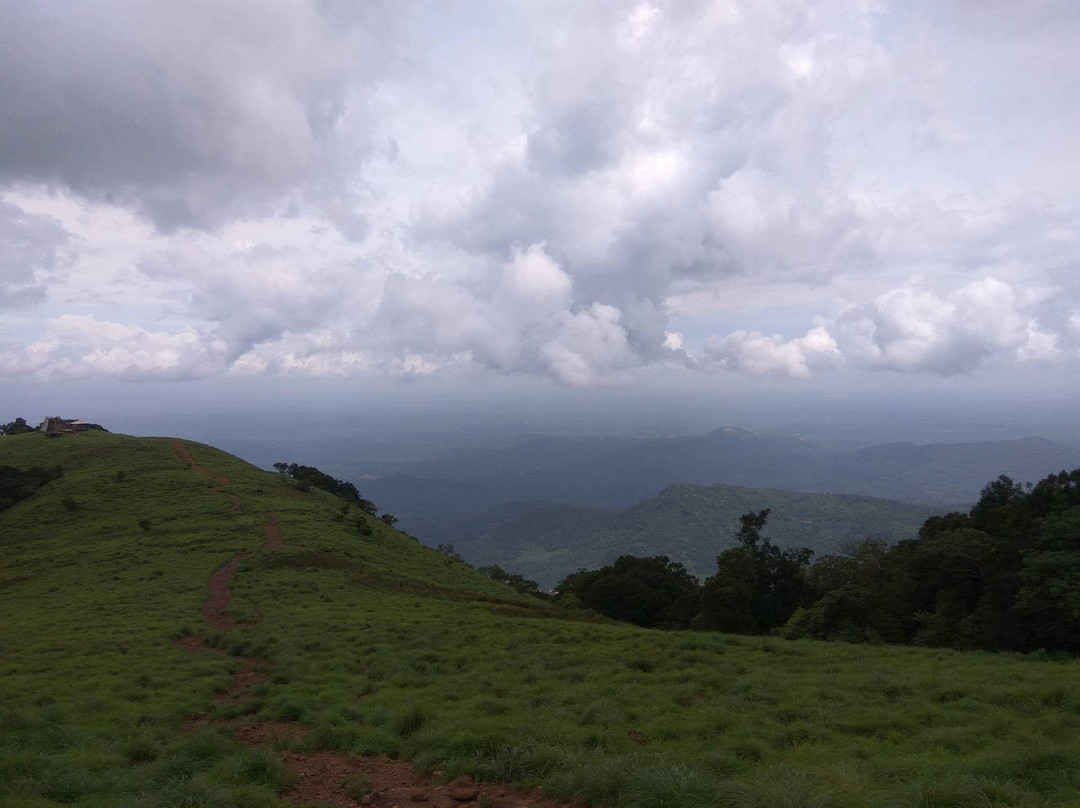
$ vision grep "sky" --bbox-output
[2,0,1079,402]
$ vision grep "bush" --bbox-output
[138,519,152,532]
[343,774,373,800]
[61,496,79,513]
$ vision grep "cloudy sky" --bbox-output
[2,0,1079,394]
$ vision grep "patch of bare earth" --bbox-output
[172,440,242,512]
[264,512,284,550]
[202,553,250,631]
[175,448,573,807]
[281,757,571,808]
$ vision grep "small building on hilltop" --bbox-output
[39,417,107,436]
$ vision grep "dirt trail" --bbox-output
[174,445,571,807]
[202,553,250,632]
[172,440,242,512]
[264,512,283,550]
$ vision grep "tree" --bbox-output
[436,543,463,562]
[782,466,1080,653]
[0,417,35,436]
[273,460,378,514]
[697,509,814,634]
[556,556,700,628]
[379,513,398,527]
[479,564,547,598]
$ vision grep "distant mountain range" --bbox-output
[400,482,941,588]
[363,428,1080,512]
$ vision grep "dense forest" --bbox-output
[557,467,1080,653]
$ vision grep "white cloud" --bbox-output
[539,303,636,387]
[1,1,1079,387]
[1,315,226,381]
[702,324,842,379]
[833,277,1052,375]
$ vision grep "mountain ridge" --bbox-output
[399,480,941,588]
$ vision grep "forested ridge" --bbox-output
[557,467,1080,653]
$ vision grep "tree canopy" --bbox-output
[549,468,1080,654]
[1,417,36,436]
[273,461,377,514]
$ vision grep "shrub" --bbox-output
[138,518,152,532]
[343,774,373,800]
[61,496,79,513]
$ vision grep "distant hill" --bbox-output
[364,429,1080,512]
[401,482,940,588]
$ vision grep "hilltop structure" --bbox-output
[38,417,106,435]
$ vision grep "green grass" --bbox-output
[2,430,1079,807]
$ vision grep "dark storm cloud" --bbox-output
[0,1,403,231]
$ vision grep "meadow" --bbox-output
[2,430,1079,807]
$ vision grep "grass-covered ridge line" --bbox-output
[2,430,1080,807]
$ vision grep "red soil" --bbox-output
[279,755,571,808]
[264,512,283,550]
[172,440,242,512]
[202,553,250,632]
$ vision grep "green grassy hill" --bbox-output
[401,484,939,588]
[2,430,1080,808]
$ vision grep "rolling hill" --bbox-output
[3,429,1079,808]
[399,483,940,588]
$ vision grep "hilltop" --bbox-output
[3,430,1080,808]
[403,483,939,588]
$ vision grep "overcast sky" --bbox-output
[2,0,1079,397]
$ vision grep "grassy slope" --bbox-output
[401,484,938,588]
[2,431,1080,808]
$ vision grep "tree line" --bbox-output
[555,467,1080,653]
[272,460,402,528]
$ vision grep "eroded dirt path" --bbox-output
[172,440,242,512]
[174,445,572,808]
[264,512,283,550]
[202,553,251,632]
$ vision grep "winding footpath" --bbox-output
[171,440,571,808]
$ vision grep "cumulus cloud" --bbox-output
[697,277,1073,379]
[832,277,1059,375]
[702,324,842,379]
[138,235,363,359]
[0,315,227,381]
[1,1,1079,386]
